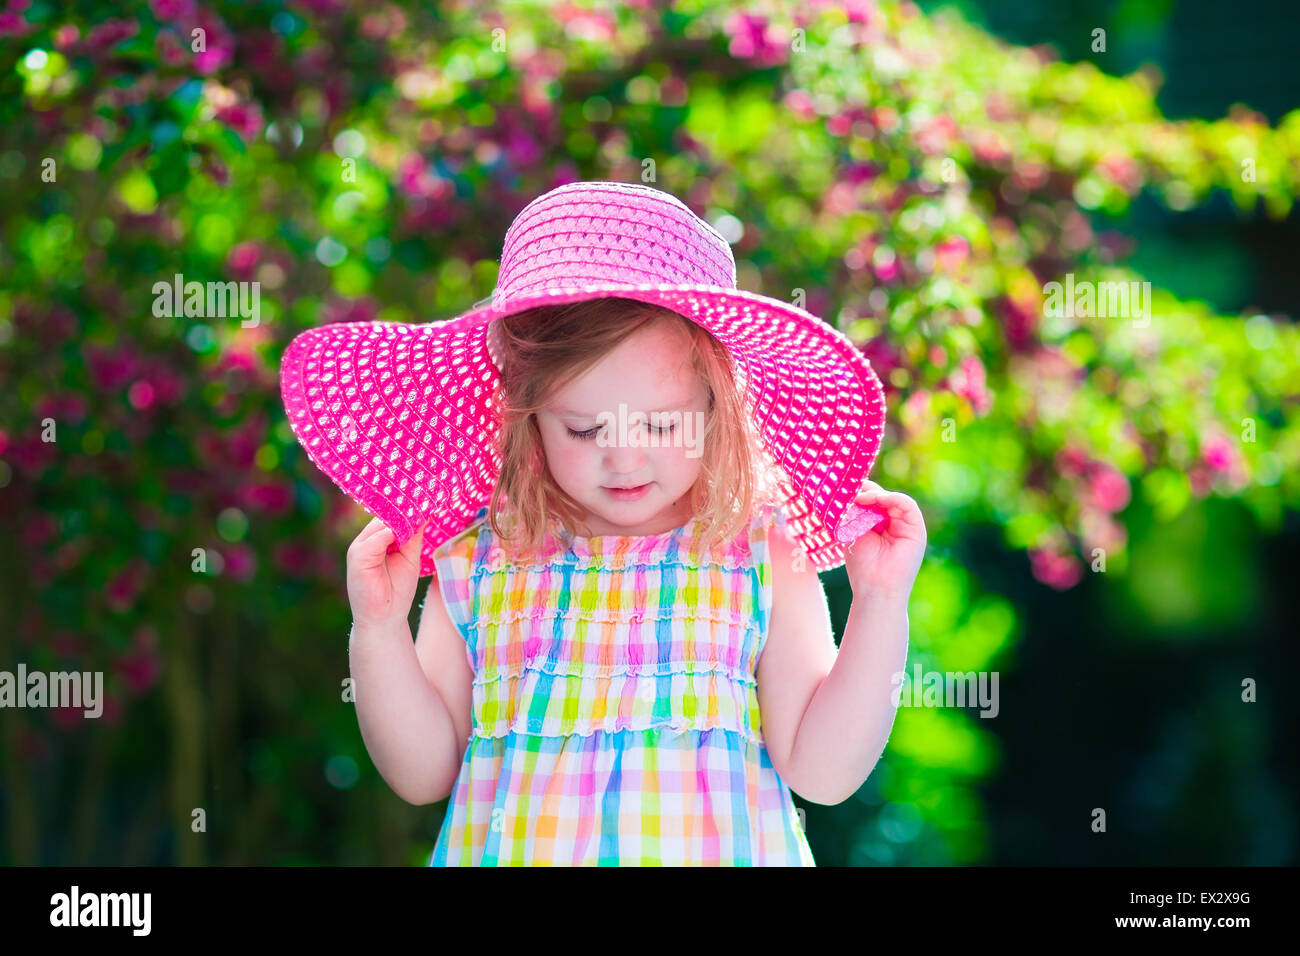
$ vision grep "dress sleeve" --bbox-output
[771,499,790,537]
[429,524,479,647]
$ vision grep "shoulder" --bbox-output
[432,506,490,563]
[428,509,491,639]
[754,500,795,566]
[766,512,815,582]
[761,501,827,614]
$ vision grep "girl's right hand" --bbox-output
[346,517,430,631]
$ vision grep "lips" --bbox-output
[604,482,652,500]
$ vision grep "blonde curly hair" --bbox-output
[484,295,786,560]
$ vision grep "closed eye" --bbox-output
[567,423,677,441]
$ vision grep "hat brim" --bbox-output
[279,282,886,576]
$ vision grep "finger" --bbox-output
[399,520,428,556]
[872,492,910,512]
[390,524,427,575]
[354,516,390,547]
[858,488,908,509]
[853,488,894,507]
[870,497,915,526]
[352,525,395,570]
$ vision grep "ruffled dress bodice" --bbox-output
[426,503,815,866]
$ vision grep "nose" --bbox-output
[602,437,648,479]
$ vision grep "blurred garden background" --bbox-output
[1,0,1297,865]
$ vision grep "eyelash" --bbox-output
[567,423,677,441]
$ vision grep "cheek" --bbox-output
[542,431,589,482]
[660,444,700,479]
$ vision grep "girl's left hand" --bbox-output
[843,480,927,602]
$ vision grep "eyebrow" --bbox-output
[554,400,693,417]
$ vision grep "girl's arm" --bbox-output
[349,616,464,805]
[345,517,466,806]
[782,591,910,805]
[782,483,926,804]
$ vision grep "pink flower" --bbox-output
[273,540,318,578]
[871,105,900,133]
[1055,445,1090,479]
[934,236,969,272]
[1012,160,1048,190]
[297,0,345,14]
[901,388,931,424]
[972,128,1010,164]
[242,479,294,515]
[503,126,542,167]
[873,256,899,282]
[984,92,1014,122]
[192,12,235,74]
[947,355,992,415]
[784,89,817,122]
[724,13,786,66]
[144,364,185,405]
[128,380,155,410]
[1085,464,1131,513]
[225,240,261,278]
[1080,508,1126,555]
[1201,433,1237,473]
[915,114,958,155]
[35,392,89,423]
[859,339,902,386]
[216,101,263,142]
[9,434,57,476]
[222,543,257,581]
[243,29,291,87]
[115,627,162,695]
[1029,548,1083,590]
[827,109,860,138]
[221,414,268,469]
[844,0,876,24]
[0,9,33,38]
[54,692,124,728]
[21,513,59,549]
[999,297,1038,351]
[156,28,188,66]
[397,153,450,200]
[83,17,140,52]
[105,557,151,613]
[842,160,879,185]
[1098,154,1142,193]
[213,345,260,379]
[54,537,91,572]
[53,24,79,48]
[1188,465,1212,498]
[556,3,616,42]
[84,342,141,391]
[149,0,196,20]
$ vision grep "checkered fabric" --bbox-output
[426,503,816,866]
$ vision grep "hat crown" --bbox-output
[490,181,738,308]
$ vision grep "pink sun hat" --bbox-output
[279,180,889,577]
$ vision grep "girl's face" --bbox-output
[535,321,711,537]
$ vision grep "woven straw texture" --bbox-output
[279,181,886,575]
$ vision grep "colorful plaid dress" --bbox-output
[426,502,816,866]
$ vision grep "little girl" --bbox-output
[281,180,926,866]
